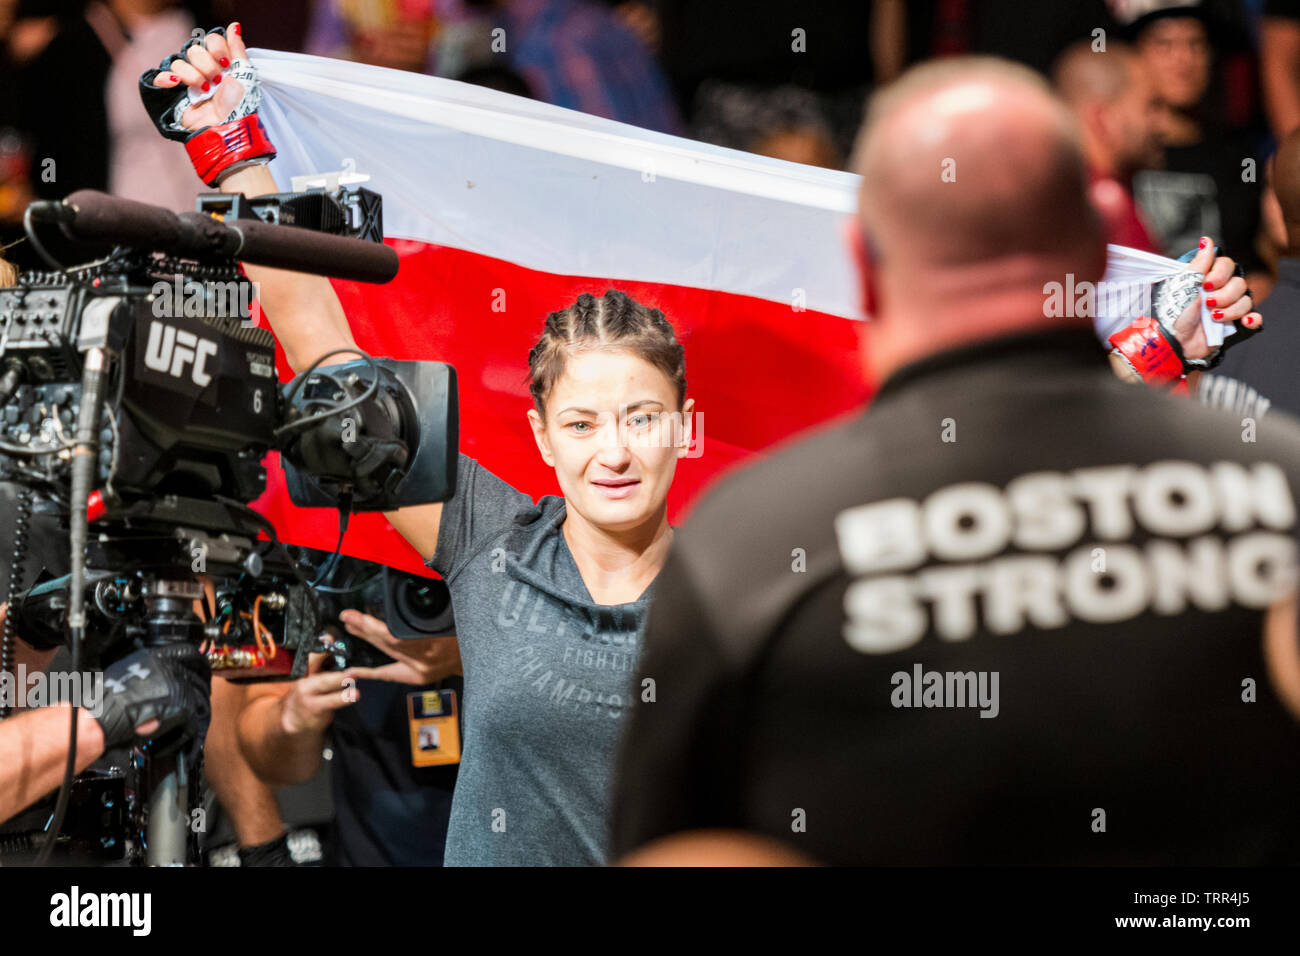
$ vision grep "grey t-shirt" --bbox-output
[430,454,653,865]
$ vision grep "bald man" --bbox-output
[1197,128,1300,424]
[612,57,1300,866]
[1053,41,1162,252]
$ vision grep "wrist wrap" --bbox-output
[1109,313,1187,386]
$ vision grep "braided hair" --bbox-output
[528,289,687,418]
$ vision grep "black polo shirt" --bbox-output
[612,326,1300,865]
[328,676,462,867]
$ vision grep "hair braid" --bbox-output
[527,288,687,417]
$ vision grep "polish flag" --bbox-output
[244,50,872,574]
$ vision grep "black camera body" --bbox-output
[1,266,277,502]
[0,188,457,683]
[0,185,458,865]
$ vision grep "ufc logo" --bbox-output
[144,320,217,387]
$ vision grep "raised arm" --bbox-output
[144,23,444,556]
[218,166,358,375]
[144,25,355,374]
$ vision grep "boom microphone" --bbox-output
[231,216,398,283]
[39,190,399,284]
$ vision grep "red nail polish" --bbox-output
[233,22,241,36]
[1199,237,1208,248]
[1213,310,1224,319]
[213,75,222,84]
[1206,297,1217,307]
[219,57,230,68]
[1203,280,1214,291]
[168,74,178,83]
[201,81,210,91]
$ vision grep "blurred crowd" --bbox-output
[2,0,1300,284]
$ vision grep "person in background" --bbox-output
[1126,0,1267,281]
[460,0,681,133]
[657,1,874,162]
[235,609,465,866]
[2,0,113,274]
[4,1,114,204]
[880,0,1120,75]
[304,0,446,75]
[204,677,307,866]
[309,0,679,131]
[607,0,656,54]
[1,0,213,269]
[102,0,201,211]
[749,123,841,170]
[214,551,464,868]
[692,84,843,170]
[1054,40,1164,251]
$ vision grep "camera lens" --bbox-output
[407,583,445,616]
[390,571,453,636]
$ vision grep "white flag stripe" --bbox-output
[258,52,858,211]
[252,49,1165,332]
[253,49,864,318]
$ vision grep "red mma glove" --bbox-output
[139,24,276,187]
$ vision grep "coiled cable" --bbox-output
[0,487,32,720]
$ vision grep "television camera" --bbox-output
[0,184,457,864]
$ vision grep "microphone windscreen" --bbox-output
[234,217,399,284]
[62,190,184,246]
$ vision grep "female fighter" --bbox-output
[143,23,693,865]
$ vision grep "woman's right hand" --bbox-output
[147,22,442,565]
[141,22,276,188]
[142,21,361,376]
[148,22,251,136]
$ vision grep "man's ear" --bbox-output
[527,407,555,466]
[846,218,879,320]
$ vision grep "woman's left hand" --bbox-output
[339,609,462,685]
[1169,239,1261,362]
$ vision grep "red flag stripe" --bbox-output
[250,240,872,574]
